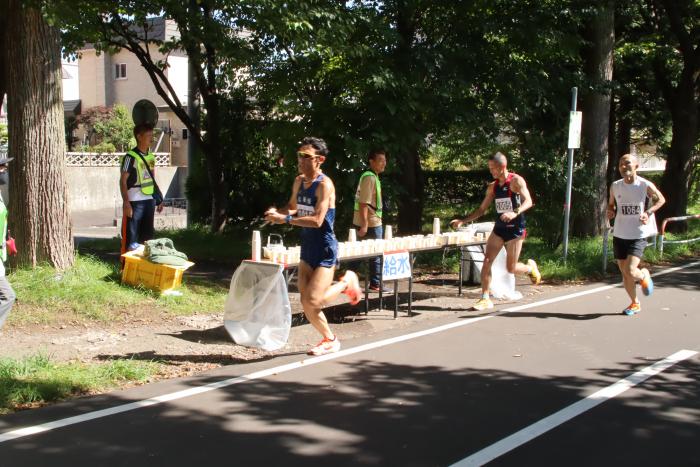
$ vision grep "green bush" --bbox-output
[89,141,117,154]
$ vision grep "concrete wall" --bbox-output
[1,166,188,212]
[66,166,187,212]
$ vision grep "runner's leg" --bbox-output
[300,264,336,339]
[504,237,530,275]
[617,258,638,303]
[298,260,312,297]
[481,232,504,295]
[626,254,645,282]
[322,275,350,304]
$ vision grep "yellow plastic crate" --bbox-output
[121,251,194,294]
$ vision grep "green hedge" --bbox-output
[423,169,491,204]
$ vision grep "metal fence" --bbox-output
[658,214,700,256]
[114,197,187,219]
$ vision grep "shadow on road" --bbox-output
[1,355,697,466]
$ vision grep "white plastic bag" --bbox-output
[488,248,523,300]
[224,261,291,351]
[462,245,522,300]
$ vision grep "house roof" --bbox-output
[63,100,82,117]
[81,16,181,51]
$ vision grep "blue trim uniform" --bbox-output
[492,173,526,242]
[297,174,339,268]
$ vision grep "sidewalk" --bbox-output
[72,208,118,241]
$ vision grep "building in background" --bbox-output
[77,17,189,167]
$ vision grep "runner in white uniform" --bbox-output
[607,154,665,316]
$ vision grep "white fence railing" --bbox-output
[66,152,171,167]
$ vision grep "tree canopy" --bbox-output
[6,0,696,245]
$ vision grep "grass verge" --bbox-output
[0,354,159,414]
[415,222,700,281]
[8,254,227,326]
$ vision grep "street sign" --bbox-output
[568,111,582,149]
[382,250,411,281]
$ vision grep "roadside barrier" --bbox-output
[658,214,700,256]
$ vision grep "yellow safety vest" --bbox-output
[122,150,156,195]
[353,170,382,218]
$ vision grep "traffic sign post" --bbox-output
[563,87,580,263]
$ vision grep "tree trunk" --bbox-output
[574,0,614,237]
[654,0,699,229]
[657,90,698,229]
[6,0,74,269]
[616,96,632,160]
[0,4,7,109]
[202,95,228,233]
[396,145,424,234]
[607,94,632,186]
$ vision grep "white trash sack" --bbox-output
[224,261,291,351]
[463,245,522,301]
[488,247,523,301]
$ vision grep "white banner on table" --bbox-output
[382,250,411,280]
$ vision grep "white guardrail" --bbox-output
[658,214,700,256]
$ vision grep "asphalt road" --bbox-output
[1,260,698,467]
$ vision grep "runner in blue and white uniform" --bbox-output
[450,152,541,311]
[607,154,665,316]
[265,137,362,356]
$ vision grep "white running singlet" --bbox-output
[611,176,657,240]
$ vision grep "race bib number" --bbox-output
[495,197,513,214]
[297,203,315,217]
[620,204,641,216]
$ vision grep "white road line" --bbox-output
[452,349,699,467]
[0,261,697,444]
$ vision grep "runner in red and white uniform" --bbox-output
[450,152,541,311]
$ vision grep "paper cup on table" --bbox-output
[348,229,357,242]
[385,225,393,240]
[433,218,441,235]
[252,230,261,261]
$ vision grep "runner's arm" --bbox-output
[512,175,533,215]
[641,181,665,223]
[450,185,494,228]
[606,186,616,220]
[265,177,300,222]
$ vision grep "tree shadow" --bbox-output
[1,356,697,466]
[499,311,623,320]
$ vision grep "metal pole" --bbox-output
[602,227,609,274]
[562,87,578,263]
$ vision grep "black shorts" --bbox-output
[613,237,647,260]
[492,226,527,242]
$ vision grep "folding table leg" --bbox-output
[394,280,399,319]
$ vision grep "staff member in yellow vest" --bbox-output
[120,123,163,256]
[353,149,390,292]
[0,156,16,330]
